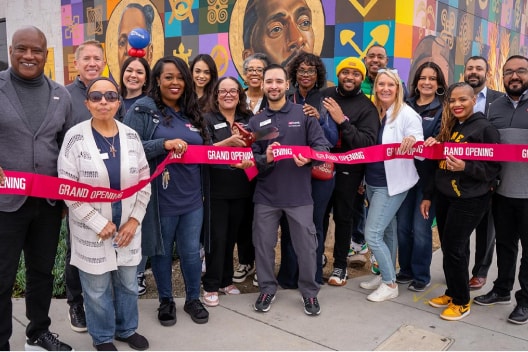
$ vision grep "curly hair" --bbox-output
[148,56,208,141]
[119,56,151,99]
[286,52,326,89]
[190,53,219,111]
[208,76,252,119]
[437,82,474,142]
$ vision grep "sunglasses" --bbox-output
[87,91,119,103]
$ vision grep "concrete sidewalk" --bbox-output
[11,247,528,350]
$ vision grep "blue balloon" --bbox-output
[128,28,150,49]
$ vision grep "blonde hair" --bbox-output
[373,69,405,121]
[74,40,104,60]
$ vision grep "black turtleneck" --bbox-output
[10,68,50,133]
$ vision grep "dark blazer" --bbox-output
[485,88,503,116]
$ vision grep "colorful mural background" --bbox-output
[60,0,528,90]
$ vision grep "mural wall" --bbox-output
[60,0,528,90]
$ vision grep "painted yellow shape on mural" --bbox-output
[340,25,389,58]
[211,45,229,76]
[169,0,195,25]
[348,0,378,17]
[173,43,192,64]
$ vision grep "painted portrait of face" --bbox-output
[105,0,164,81]
[229,0,324,76]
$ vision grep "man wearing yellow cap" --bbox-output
[321,57,380,286]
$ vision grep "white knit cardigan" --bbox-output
[58,119,152,275]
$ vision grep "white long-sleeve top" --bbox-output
[382,104,424,196]
[58,119,151,274]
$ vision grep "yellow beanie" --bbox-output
[336,57,366,79]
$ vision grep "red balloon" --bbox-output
[136,49,146,58]
[128,48,138,57]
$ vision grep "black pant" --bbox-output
[203,198,248,291]
[330,171,363,269]
[236,195,255,266]
[0,197,62,346]
[471,206,495,278]
[65,214,83,307]
[436,192,491,306]
[492,194,528,306]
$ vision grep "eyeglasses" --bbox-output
[366,54,386,60]
[503,68,528,78]
[87,91,119,103]
[245,67,264,74]
[297,69,316,76]
[340,70,363,78]
[218,88,239,97]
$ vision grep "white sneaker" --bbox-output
[367,283,399,302]
[233,263,255,283]
[360,275,382,290]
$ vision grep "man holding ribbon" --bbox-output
[248,64,329,315]
[0,26,74,351]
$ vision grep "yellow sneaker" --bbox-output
[429,294,452,308]
[440,303,470,321]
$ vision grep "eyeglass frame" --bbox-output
[87,91,119,103]
[503,68,528,78]
[217,88,240,97]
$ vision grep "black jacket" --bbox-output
[424,112,501,200]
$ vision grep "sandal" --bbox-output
[219,284,241,295]
[202,291,219,307]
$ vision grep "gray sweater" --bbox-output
[0,69,73,211]
[488,91,528,198]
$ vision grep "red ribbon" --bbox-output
[1,143,525,202]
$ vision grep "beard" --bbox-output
[505,79,528,98]
[465,74,486,89]
[337,81,361,97]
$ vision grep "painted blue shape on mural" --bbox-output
[181,9,200,35]
[321,57,336,85]
[165,12,182,37]
[334,23,364,58]
[363,20,394,56]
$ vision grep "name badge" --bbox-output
[189,126,199,132]
[100,152,109,160]
[260,119,271,127]
[214,122,227,129]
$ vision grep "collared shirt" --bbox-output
[474,86,488,114]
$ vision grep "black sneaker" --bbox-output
[137,272,146,296]
[184,299,209,324]
[254,293,275,312]
[115,332,149,351]
[328,267,347,286]
[508,305,528,325]
[302,296,321,316]
[93,342,118,351]
[408,280,431,292]
[157,300,176,326]
[25,331,73,351]
[396,272,413,284]
[68,304,87,332]
[474,291,511,306]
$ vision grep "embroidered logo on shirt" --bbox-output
[288,121,301,127]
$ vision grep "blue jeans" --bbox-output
[79,266,138,345]
[396,181,435,284]
[365,185,408,284]
[151,207,203,302]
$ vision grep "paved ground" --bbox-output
[10,238,528,351]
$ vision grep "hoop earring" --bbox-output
[436,87,445,96]
[414,87,419,95]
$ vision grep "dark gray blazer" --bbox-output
[485,88,503,116]
[0,69,73,211]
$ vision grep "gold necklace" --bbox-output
[102,134,117,158]
[94,123,118,157]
